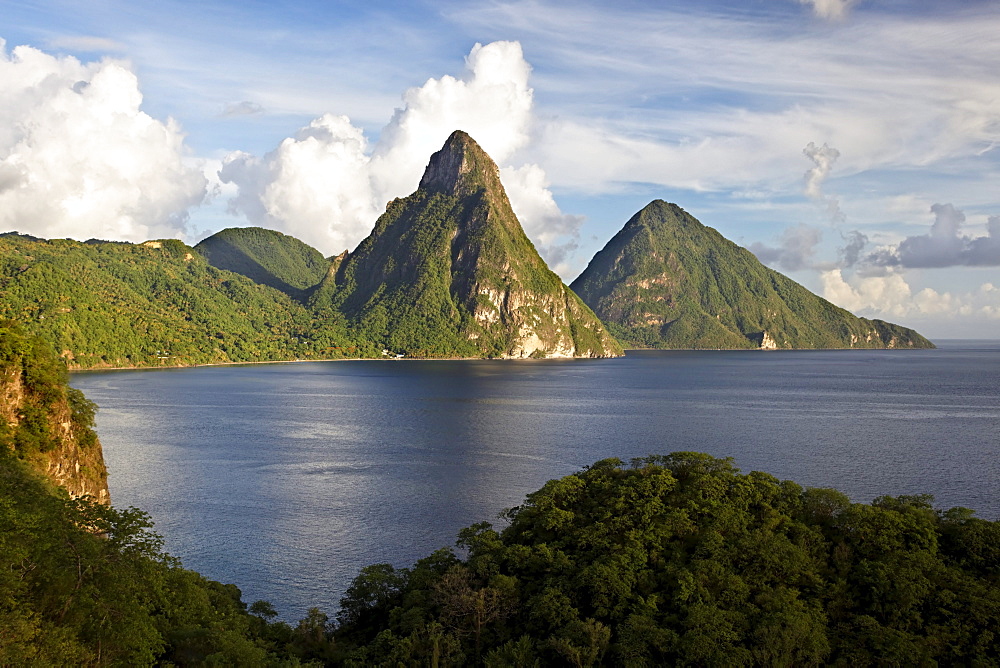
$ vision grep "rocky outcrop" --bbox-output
[323,131,622,358]
[1,326,109,502]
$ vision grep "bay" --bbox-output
[71,341,1000,621]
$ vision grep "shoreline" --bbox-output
[64,342,969,374]
[68,354,613,373]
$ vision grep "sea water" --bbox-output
[72,341,1000,621]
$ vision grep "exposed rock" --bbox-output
[322,131,622,359]
[1,327,109,502]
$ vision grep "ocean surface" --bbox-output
[71,341,1000,621]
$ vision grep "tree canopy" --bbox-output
[329,454,1000,666]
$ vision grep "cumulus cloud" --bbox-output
[748,224,823,272]
[803,142,844,223]
[500,164,583,273]
[219,114,378,253]
[795,0,861,20]
[370,41,534,199]
[822,269,1000,321]
[868,203,1000,268]
[0,40,207,241]
[220,41,582,264]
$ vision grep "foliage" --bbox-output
[0,234,366,368]
[570,201,935,350]
[0,322,99,459]
[0,452,320,666]
[195,226,331,300]
[332,453,999,665]
[0,326,318,665]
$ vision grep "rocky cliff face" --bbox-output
[1,325,109,502]
[323,131,622,358]
[571,200,935,350]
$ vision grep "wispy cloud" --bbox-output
[748,224,824,272]
[47,35,126,53]
[838,230,868,267]
[221,101,264,117]
[803,142,845,223]
[452,2,1000,197]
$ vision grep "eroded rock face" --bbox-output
[1,329,110,503]
[325,131,623,359]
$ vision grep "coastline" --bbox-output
[64,341,974,374]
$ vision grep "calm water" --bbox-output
[71,342,1000,621]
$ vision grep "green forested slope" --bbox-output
[195,226,331,300]
[323,131,621,358]
[0,234,366,368]
[328,454,1000,666]
[0,322,108,500]
[570,201,934,350]
[0,324,316,665]
[0,457,301,665]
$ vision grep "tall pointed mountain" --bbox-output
[570,200,934,349]
[320,131,622,358]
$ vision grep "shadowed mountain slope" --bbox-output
[195,226,331,301]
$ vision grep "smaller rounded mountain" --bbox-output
[570,200,933,350]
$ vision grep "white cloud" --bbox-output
[821,269,914,317]
[370,40,534,199]
[795,0,860,21]
[220,114,378,254]
[452,3,1000,200]
[0,41,206,242]
[803,142,845,223]
[822,269,1000,322]
[500,164,583,274]
[221,41,583,264]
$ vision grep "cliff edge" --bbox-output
[1,322,109,502]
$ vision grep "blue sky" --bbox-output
[2,0,999,337]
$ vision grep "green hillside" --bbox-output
[0,327,318,664]
[195,226,331,301]
[570,201,934,349]
[330,454,1000,666]
[0,234,365,368]
[322,131,622,358]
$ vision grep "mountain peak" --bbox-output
[571,201,934,350]
[418,130,503,196]
[326,131,622,359]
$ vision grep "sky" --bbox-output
[2,0,999,339]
